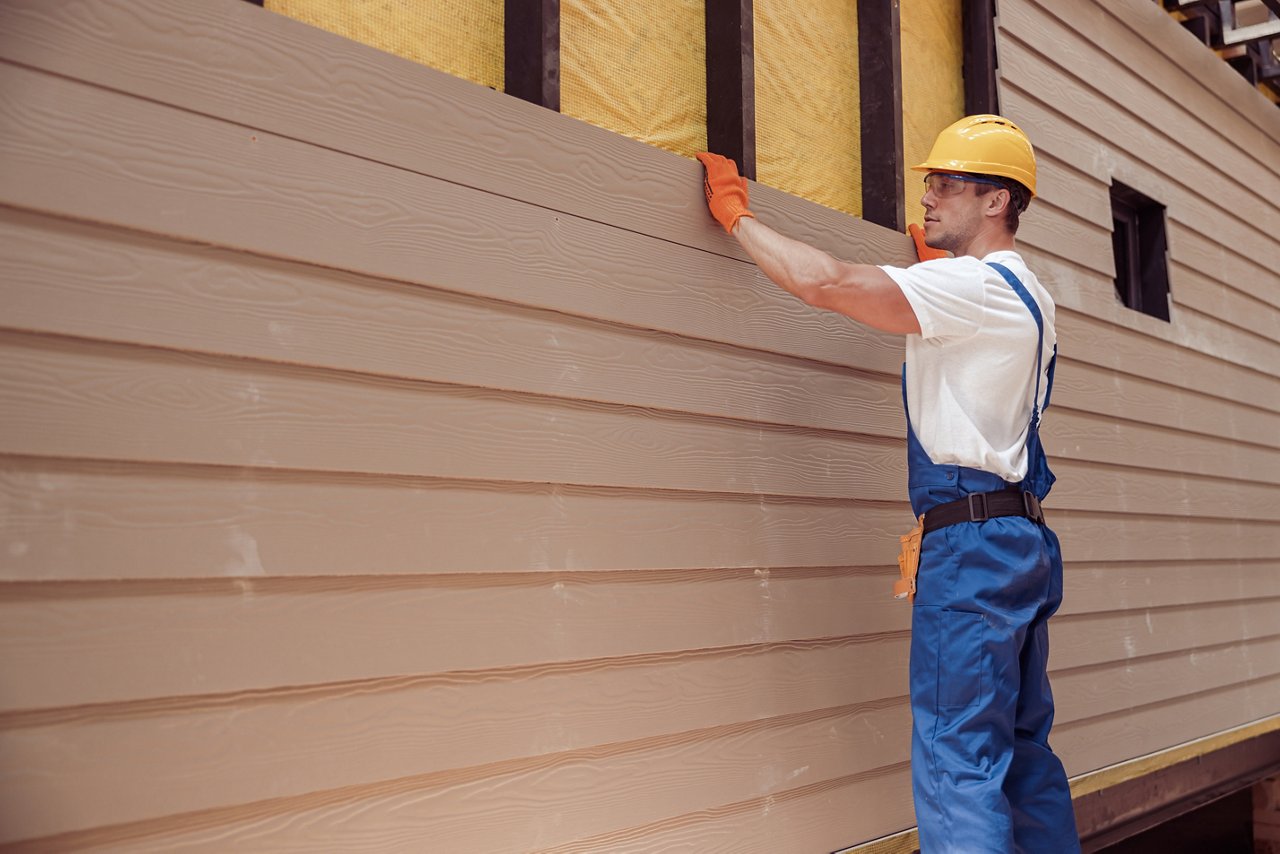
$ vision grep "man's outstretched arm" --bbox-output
[696,151,920,336]
[732,217,921,335]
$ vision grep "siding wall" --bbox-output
[0,0,1276,851]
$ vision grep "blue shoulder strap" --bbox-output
[986,261,1056,419]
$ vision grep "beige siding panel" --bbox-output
[1051,511,1277,562]
[0,0,913,274]
[538,766,914,854]
[1169,224,1280,316]
[5,626,1275,848]
[10,207,1280,468]
[1033,0,1280,156]
[0,459,902,582]
[5,332,1277,513]
[1056,674,1280,777]
[2,570,1271,716]
[0,332,908,502]
[1051,361,1280,450]
[3,460,1278,599]
[1000,80,1280,313]
[1052,599,1280,668]
[1173,305,1280,376]
[4,548,1272,714]
[1062,561,1280,614]
[8,652,1276,852]
[1034,151,1113,230]
[4,207,1277,456]
[0,638,910,841]
[0,0,1277,849]
[1017,202,1116,281]
[12,594,1277,838]
[1027,244,1280,378]
[1172,262,1280,345]
[1052,462,1280,522]
[1028,253,1141,330]
[1044,410,1280,485]
[10,59,1280,409]
[0,59,904,378]
[1000,83,1111,184]
[0,573,905,713]
[1002,0,1280,205]
[1055,309,1280,415]
[0,207,905,438]
[997,34,1280,265]
[1,702,915,853]
[1053,636,1280,725]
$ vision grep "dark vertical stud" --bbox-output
[705,0,756,179]
[857,0,905,231]
[963,0,999,115]
[505,0,560,110]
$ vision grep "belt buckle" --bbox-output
[967,492,989,523]
[1022,491,1043,523]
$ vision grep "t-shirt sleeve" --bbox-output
[879,259,987,340]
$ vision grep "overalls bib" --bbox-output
[905,262,1080,853]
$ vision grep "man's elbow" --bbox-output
[788,260,846,310]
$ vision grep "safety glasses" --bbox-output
[923,172,1006,197]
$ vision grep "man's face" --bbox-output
[920,173,990,254]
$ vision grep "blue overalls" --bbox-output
[905,263,1080,853]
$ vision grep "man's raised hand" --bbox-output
[696,152,755,234]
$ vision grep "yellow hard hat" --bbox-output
[912,114,1037,197]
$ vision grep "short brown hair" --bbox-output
[975,177,1032,233]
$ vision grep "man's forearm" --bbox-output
[731,216,840,305]
[732,217,921,335]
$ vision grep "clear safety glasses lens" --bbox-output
[924,174,971,196]
[923,173,1004,197]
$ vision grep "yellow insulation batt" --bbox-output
[901,0,965,230]
[754,0,860,217]
[560,0,707,157]
[265,0,504,91]
[265,0,969,228]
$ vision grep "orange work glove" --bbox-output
[696,152,755,234]
[908,223,949,262]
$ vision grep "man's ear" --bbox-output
[984,188,1011,219]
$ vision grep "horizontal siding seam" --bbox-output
[1054,670,1280,736]
[997,29,1280,228]
[1089,0,1280,145]
[998,79,1280,256]
[1054,594,1280,623]
[1015,0,1280,182]
[1049,632,1280,680]
[0,633,911,729]
[0,700,912,852]
[541,760,914,854]
[9,326,1276,468]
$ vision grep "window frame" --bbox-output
[1110,180,1172,322]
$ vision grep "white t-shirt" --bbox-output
[879,251,1056,482]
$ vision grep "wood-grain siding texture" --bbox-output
[0,0,1276,850]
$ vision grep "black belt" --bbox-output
[922,487,1045,534]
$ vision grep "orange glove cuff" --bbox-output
[908,223,949,262]
[696,152,755,234]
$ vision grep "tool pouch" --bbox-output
[892,517,924,603]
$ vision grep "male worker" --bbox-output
[697,115,1079,853]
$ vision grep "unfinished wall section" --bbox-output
[0,0,1278,852]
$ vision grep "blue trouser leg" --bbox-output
[1005,529,1079,854]
[910,519,1079,853]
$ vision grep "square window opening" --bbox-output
[1110,181,1171,322]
